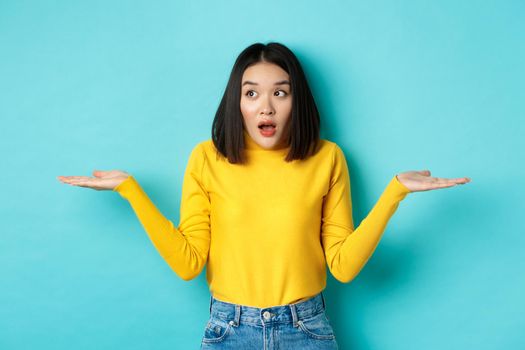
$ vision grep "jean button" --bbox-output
[263,311,271,320]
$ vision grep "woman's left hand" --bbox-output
[396,170,471,193]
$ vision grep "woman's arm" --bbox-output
[321,144,470,283]
[321,145,409,283]
[321,146,410,283]
[112,144,211,281]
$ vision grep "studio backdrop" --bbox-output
[1,1,523,349]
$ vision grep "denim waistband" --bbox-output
[208,292,327,327]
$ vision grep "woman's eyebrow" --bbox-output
[242,80,290,86]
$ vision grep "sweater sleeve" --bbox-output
[112,143,211,281]
[321,144,411,283]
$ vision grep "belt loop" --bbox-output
[321,291,326,309]
[234,305,241,326]
[290,302,299,327]
[209,295,213,315]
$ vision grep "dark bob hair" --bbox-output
[211,42,321,164]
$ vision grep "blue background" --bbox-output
[1,1,523,349]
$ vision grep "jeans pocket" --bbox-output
[201,317,233,344]
[297,311,336,340]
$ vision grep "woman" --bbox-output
[57,42,471,349]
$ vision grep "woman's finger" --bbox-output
[73,181,92,187]
[430,177,470,184]
[433,179,469,187]
[444,177,470,184]
[58,176,74,180]
[422,182,458,191]
[57,172,127,191]
[59,176,90,180]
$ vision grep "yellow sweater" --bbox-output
[113,130,411,308]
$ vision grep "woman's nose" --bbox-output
[261,108,274,115]
[260,98,275,115]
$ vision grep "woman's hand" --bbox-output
[57,170,131,191]
[396,170,471,192]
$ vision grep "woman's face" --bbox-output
[240,62,292,150]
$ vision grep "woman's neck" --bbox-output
[243,129,290,153]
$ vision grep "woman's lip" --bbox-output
[258,119,277,127]
[259,126,276,137]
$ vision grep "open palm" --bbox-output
[57,170,130,191]
[396,170,471,192]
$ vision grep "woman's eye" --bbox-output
[245,90,288,98]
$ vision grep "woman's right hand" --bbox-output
[57,170,131,191]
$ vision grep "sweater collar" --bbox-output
[243,129,291,153]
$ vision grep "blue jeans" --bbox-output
[200,292,339,349]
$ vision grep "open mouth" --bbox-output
[258,120,276,130]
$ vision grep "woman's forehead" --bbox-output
[242,62,289,84]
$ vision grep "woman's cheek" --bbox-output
[241,104,259,118]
